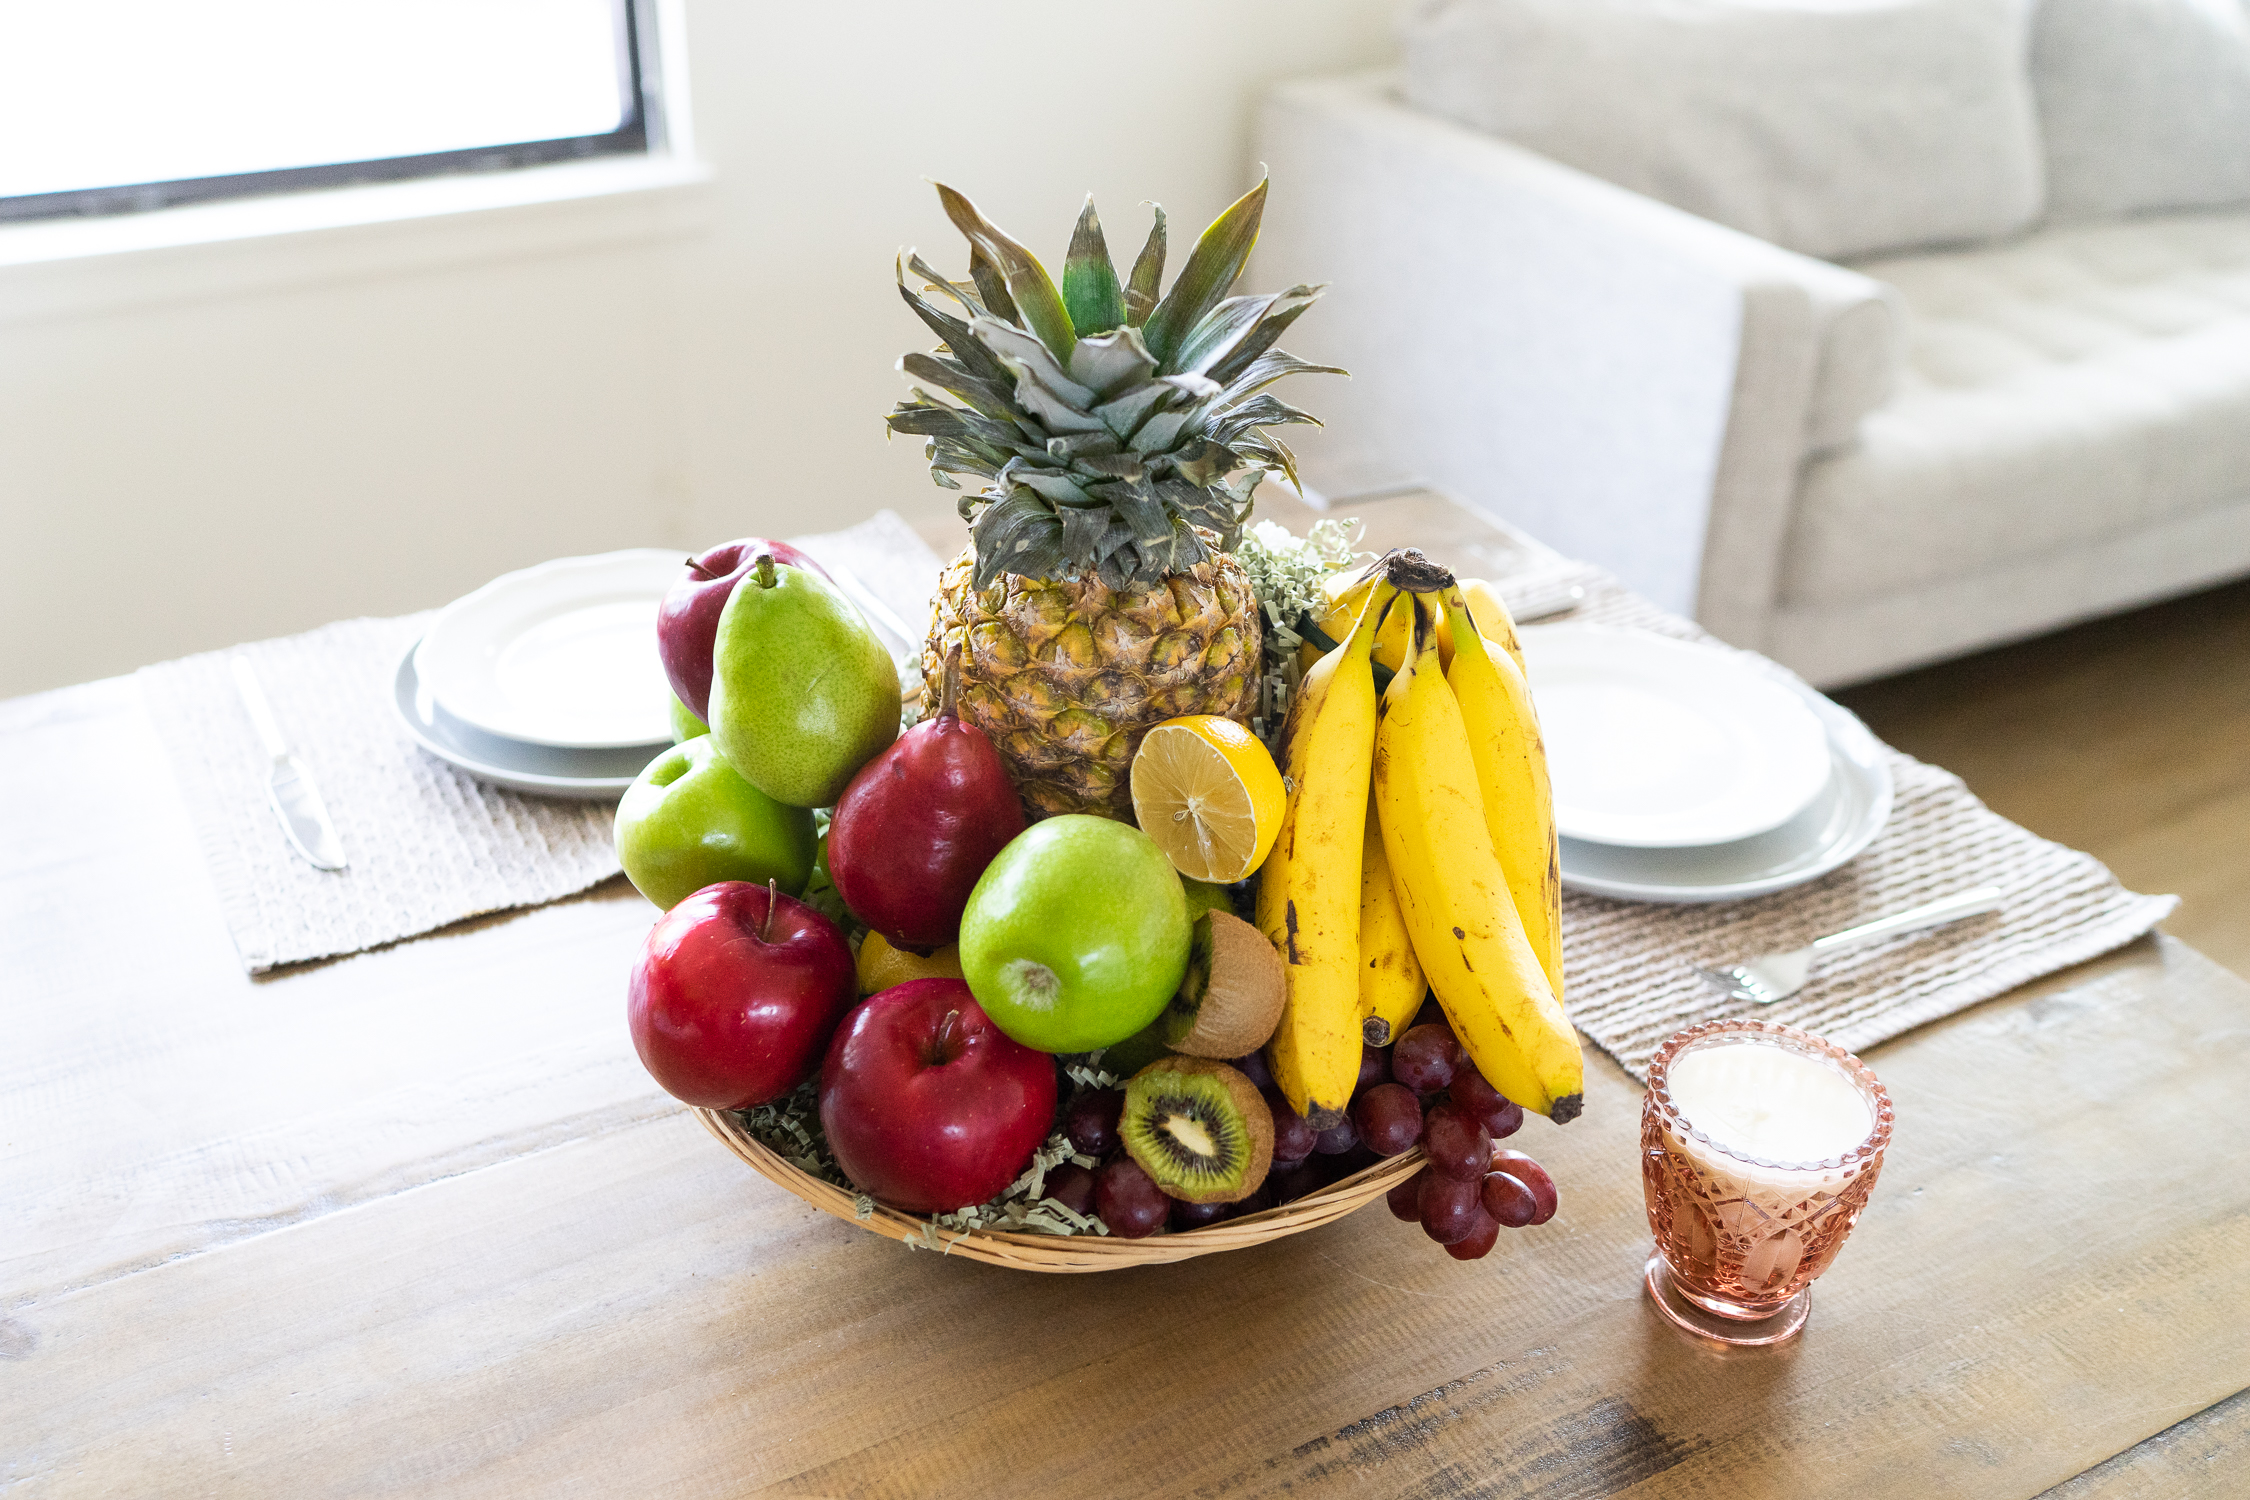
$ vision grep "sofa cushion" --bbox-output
[1399,0,2046,261]
[1780,212,2250,609]
[2033,0,2250,220]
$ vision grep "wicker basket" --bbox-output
[696,1106,1423,1272]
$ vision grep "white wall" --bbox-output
[0,1,1396,699]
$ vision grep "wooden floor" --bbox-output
[1836,578,2250,980]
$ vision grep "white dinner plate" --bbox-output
[1520,625,1833,848]
[1549,661,1895,904]
[394,639,664,800]
[415,549,681,749]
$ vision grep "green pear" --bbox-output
[614,735,816,910]
[707,557,900,807]
[669,693,709,743]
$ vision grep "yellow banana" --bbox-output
[1441,585,1564,1003]
[1459,577,1527,680]
[1314,570,1429,675]
[1258,582,1393,1129]
[1374,589,1583,1122]
[1355,789,1426,1047]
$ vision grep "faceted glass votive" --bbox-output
[1640,1019,1894,1346]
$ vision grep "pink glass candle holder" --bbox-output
[1640,1018,1893,1345]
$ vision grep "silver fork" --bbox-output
[1693,886,2005,1005]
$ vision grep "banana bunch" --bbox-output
[1261,550,1581,1125]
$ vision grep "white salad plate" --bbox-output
[1519,631,1895,904]
[394,639,665,800]
[1520,625,1834,849]
[414,548,682,749]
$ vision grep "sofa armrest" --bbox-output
[1253,72,1899,647]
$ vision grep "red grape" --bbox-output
[1233,1050,1275,1090]
[1450,1067,1524,1140]
[1392,1023,1461,1094]
[1386,1170,1425,1221]
[1170,1196,1229,1230]
[1095,1157,1168,1238]
[1268,1092,1317,1166]
[1232,1182,1274,1218]
[1353,1083,1425,1157]
[1481,1170,1537,1228]
[1354,1042,1391,1095]
[1423,1103,1493,1181]
[1491,1149,1559,1224]
[1419,1171,1483,1245]
[1065,1088,1125,1157]
[1446,1208,1501,1260]
[1044,1162,1096,1217]
[1314,1113,1361,1156]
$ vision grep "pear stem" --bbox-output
[761,878,778,942]
[752,551,777,589]
[939,647,962,722]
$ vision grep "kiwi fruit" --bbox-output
[1121,1057,1275,1204]
[1159,911,1286,1059]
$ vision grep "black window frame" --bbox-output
[0,0,661,225]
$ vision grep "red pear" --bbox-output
[827,657,1026,950]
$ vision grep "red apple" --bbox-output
[627,880,855,1109]
[657,539,830,722]
[826,662,1025,950]
[819,978,1057,1214]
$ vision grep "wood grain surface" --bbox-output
[7,496,2247,1497]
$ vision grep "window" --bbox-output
[0,0,655,223]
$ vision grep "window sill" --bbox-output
[0,153,712,327]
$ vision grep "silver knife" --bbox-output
[230,656,348,872]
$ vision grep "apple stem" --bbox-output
[939,647,962,723]
[937,1009,961,1058]
[752,551,778,589]
[684,553,716,581]
[761,879,777,942]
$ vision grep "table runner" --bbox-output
[141,509,2175,1062]
[139,512,945,973]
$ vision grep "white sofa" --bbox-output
[1253,2,2250,686]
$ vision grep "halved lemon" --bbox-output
[1130,716,1287,884]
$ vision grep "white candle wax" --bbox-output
[1667,1040,1873,1166]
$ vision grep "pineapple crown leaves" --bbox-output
[888,177,1344,591]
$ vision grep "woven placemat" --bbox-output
[1545,569,2177,1080]
[142,514,945,974]
[139,613,622,974]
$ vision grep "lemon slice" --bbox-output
[1130,716,1287,884]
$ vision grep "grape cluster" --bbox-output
[1059,1003,1558,1248]
[1371,1003,1559,1260]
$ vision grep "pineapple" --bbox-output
[891,179,1337,819]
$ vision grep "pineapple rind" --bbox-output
[925,541,1263,822]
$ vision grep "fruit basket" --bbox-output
[622,178,1578,1273]
[697,1105,1425,1271]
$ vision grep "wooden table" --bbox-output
[7,496,2248,1498]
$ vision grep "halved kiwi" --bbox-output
[1121,1057,1275,1204]
[1160,911,1286,1059]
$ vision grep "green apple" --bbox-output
[1180,876,1236,924]
[614,736,816,910]
[959,815,1190,1053]
[669,693,709,743]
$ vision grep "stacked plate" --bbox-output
[1518,625,1894,903]
[393,550,685,799]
